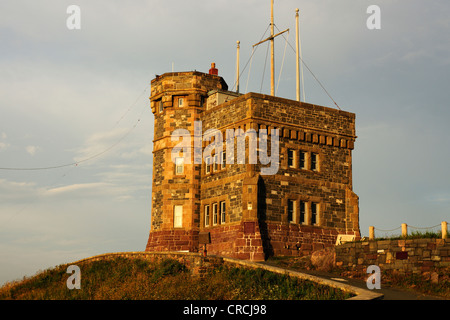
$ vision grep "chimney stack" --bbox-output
[209,62,218,75]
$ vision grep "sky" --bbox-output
[1,0,449,286]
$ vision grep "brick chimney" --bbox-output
[209,62,218,75]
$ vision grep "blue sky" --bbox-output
[1,0,449,286]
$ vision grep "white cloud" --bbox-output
[25,145,40,156]
[0,132,10,151]
[0,142,10,151]
[45,182,112,196]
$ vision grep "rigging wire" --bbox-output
[245,47,255,93]
[260,41,270,93]
[230,23,271,93]
[274,24,341,110]
[0,86,149,171]
[276,29,289,96]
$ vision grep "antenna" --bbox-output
[295,9,300,102]
[236,40,240,93]
[270,0,274,96]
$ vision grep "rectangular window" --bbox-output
[287,200,295,223]
[311,202,318,225]
[288,149,295,168]
[221,151,226,170]
[178,97,184,107]
[213,154,219,172]
[200,96,204,108]
[205,156,211,174]
[213,203,218,226]
[299,201,306,224]
[158,100,163,113]
[204,205,210,227]
[311,153,318,171]
[299,151,306,169]
[220,201,226,224]
[175,157,184,174]
[174,205,183,228]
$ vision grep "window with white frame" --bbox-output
[175,157,184,174]
[178,97,184,107]
[220,201,226,224]
[204,205,210,227]
[311,153,318,171]
[174,205,183,228]
[287,199,295,223]
[205,156,211,174]
[299,151,306,169]
[213,203,218,225]
[288,149,295,168]
[311,202,318,225]
[213,154,219,172]
[158,100,163,113]
[221,151,226,170]
[299,201,306,224]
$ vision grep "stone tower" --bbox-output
[146,64,360,261]
[146,65,228,253]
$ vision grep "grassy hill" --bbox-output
[0,256,353,300]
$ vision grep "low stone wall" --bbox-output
[335,238,450,274]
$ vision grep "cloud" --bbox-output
[25,145,40,156]
[0,133,10,151]
[45,182,113,196]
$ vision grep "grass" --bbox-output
[373,231,442,241]
[0,257,353,300]
[267,255,450,299]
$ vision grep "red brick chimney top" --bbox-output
[209,62,218,75]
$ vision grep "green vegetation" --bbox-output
[381,268,450,298]
[0,257,353,300]
[268,255,450,299]
[373,231,442,241]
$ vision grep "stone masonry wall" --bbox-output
[146,71,359,260]
[335,238,450,274]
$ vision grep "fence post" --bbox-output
[442,221,448,239]
[369,226,375,240]
[401,223,408,237]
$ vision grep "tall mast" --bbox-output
[270,0,275,96]
[252,0,288,96]
[236,40,240,93]
[295,8,300,101]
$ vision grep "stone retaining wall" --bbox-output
[335,238,450,274]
